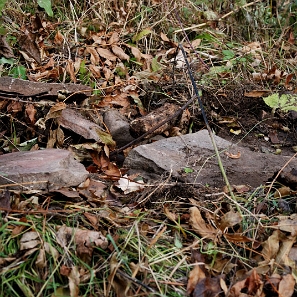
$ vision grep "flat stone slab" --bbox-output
[124,130,297,188]
[0,149,88,191]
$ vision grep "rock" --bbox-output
[124,130,297,188]
[103,109,135,147]
[0,149,89,191]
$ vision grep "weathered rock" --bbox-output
[0,149,88,191]
[103,109,135,147]
[124,130,297,188]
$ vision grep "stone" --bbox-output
[0,149,89,191]
[124,130,297,188]
[103,109,135,147]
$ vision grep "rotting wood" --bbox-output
[0,76,92,100]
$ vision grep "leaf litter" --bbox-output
[0,1,297,297]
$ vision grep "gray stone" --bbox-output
[124,130,297,188]
[0,149,88,191]
[103,109,135,147]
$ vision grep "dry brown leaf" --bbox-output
[108,253,128,297]
[193,276,222,297]
[68,266,80,297]
[19,29,41,64]
[225,151,241,159]
[103,66,112,80]
[219,210,242,230]
[191,39,202,48]
[130,46,142,62]
[89,64,101,78]
[244,90,271,98]
[160,32,169,42]
[25,103,36,124]
[187,264,206,295]
[0,35,15,58]
[278,274,295,297]
[275,235,296,267]
[54,30,64,45]
[56,225,108,263]
[274,186,291,198]
[97,47,117,61]
[262,230,280,261]
[229,269,263,297]
[45,102,66,121]
[111,45,129,60]
[35,248,46,269]
[11,217,28,236]
[84,212,98,227]
[224,233,255,243]
[164,205,177,222]
[20,231,40,250]
[278,218,297,236]
[189,207,217,240]
[7,101,23,114]
[108,32,120,44]
[66,59,76,82]
[86,46,100,65]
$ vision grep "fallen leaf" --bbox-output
[20,231,41,250]
[193,276,222,297]
[261,230,280,261]
[229,269,263,297]
[117,175,145,194]
[225,151,241,159]
[219,210,242,230]
[45,102,66,121]
[244,90,271,98]
[189,207,218,240]
[97,47,117,61]
[54,30,64,45]
[278,218,297,236]
[56,225,108,263]
[86,46,100,65]
[0,35,15,58]
[25,103,36,124]
[68,266,80,297]
[111,45,129,60]
[278,274,295,297]
[187,264,206,295]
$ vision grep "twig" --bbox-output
[178,43,241,214]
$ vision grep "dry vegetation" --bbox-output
[0,0,297,296]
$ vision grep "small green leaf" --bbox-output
[174,234,183,249]
[151,57,161,72]
[132,28,152,42]
[263,93,297,112]
[10,65,27,79]
[0,0,7,16]
[222,49,235,60]
[0,57,15,65]
[37,0,53,17]
[184,167,194,174]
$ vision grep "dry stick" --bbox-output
[178,44,241,213]
[110,95,196,157]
